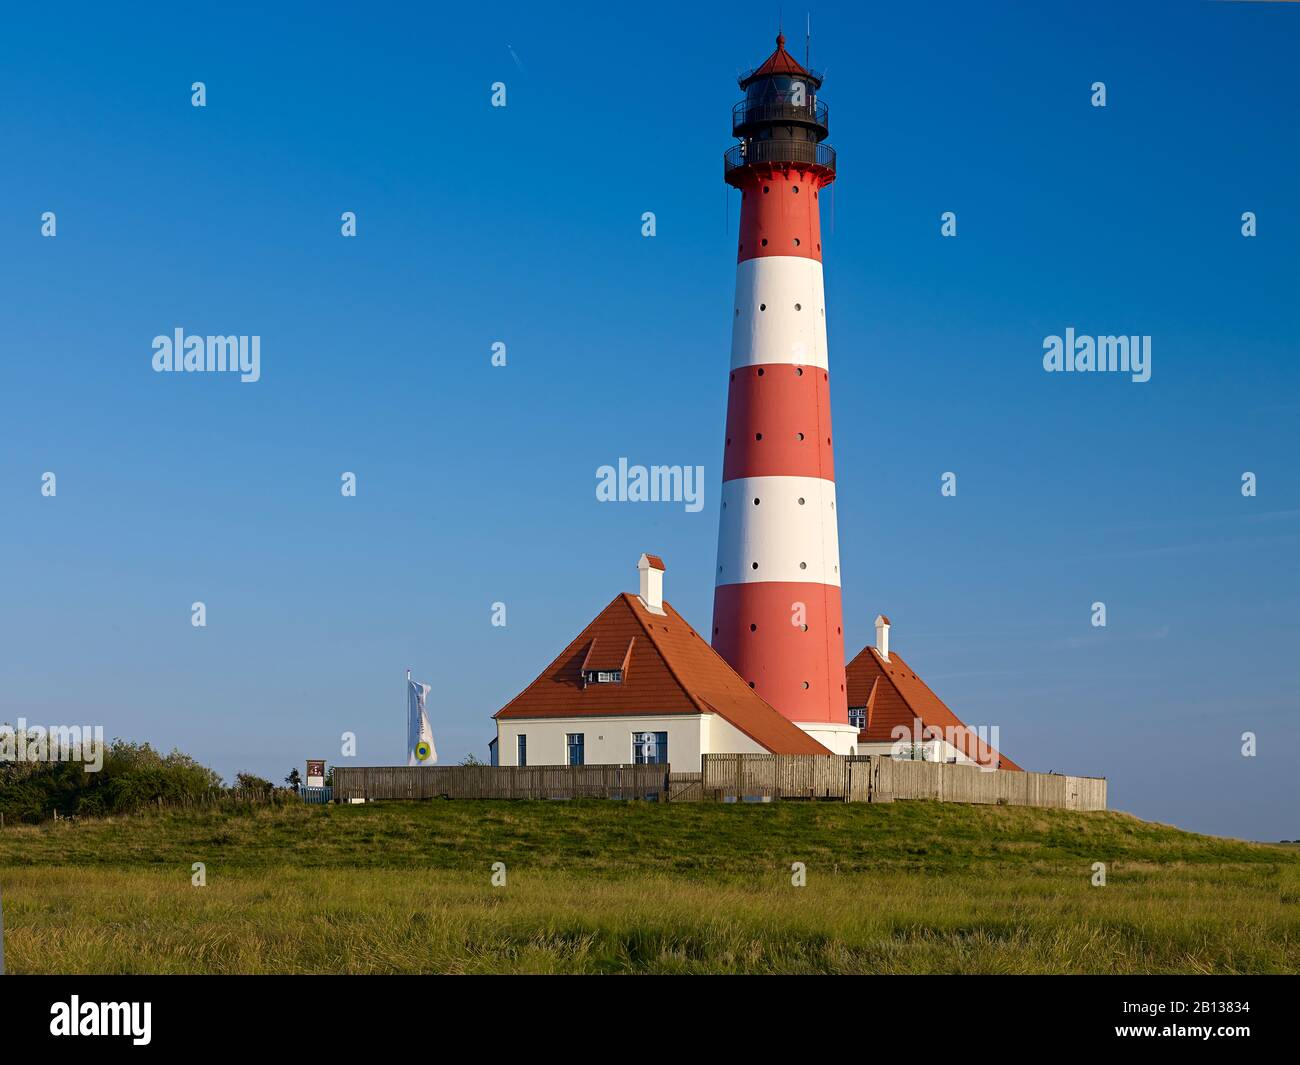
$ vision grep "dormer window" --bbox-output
[580,635,635,688]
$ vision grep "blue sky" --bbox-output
[1,1,1297,840]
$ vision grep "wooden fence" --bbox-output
[332,764,668,802]
[327,758,1104,811]
[701,754,1106,811]
[870,758,1106,809]
[668,772,703,802]
[701,754,854,800]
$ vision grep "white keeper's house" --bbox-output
[490,554,830,771]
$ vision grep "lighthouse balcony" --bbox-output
[732,98,829,137]
[724,140,836,183]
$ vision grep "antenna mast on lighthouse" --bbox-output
[714,31,854,755]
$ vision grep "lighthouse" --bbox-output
[711,33,856,755]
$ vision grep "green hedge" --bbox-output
[0,738,223,823]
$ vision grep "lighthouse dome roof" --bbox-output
[739,32,821,89]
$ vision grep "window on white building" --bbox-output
[517,734,527,767]
[632,731,668,765]
[566,733,584,766]
[848,706,866,729]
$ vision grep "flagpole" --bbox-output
[405,668,411,764]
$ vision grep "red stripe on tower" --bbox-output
[711,33,855,754]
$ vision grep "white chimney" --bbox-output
[875,614,891,661]
[637,553,666,615]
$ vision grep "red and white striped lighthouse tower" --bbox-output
[712,33,856,755]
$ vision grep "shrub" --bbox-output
[0,735,222,823]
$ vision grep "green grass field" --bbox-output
[1,800,1297,973]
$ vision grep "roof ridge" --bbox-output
[621,593,711,716]
[494,593,629,719]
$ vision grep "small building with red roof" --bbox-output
[846,615,1022,771]
[491,554,831,770]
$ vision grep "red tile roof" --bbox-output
[495,593,831,755]
[642,554,666,571]
[846,644,1023,771]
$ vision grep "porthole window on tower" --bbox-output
[801,681,810,689]
[798,497,805,505]
[793,237,801,247]
[796,432,804,440]
[761,238,768,246]
[760,303,767,311]
[753,498,760,505]
[793,185,800,194]
[755,432,763,440]
[800,562,807,569]
[757,368,765,376]
[751,562,759,570]
[795,303,802,311]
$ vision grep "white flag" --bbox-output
[407,677,436,766]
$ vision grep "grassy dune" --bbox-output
[1,801,1297,974]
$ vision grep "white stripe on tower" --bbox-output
[730,256,828,370]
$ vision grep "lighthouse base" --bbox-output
[792,721,860,756]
